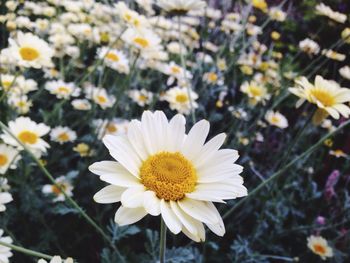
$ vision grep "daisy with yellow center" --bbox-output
[85,86,116,110]
[157,0,206,15]
[240,80,270,105]
[50,126,77,145]
[322,49,346,61]
[265,111,288,129]
[42,175,74,202]
[45,80,81,99]
[90,111,247,242]
[128,89,154,107]
[122,27,162,53]
[73,143,93,157]
[0,117,50,157]
[97,47,130,74]
[307,235,333,260]
[0,144,19,175]
[7,94,33,114]
[9,31,54,68]
[203,72,222,85]
[329,149,348,158]
[289,75,350,120]
[162,87,199,115]
[93,118,130,139]
[0,74,17,92]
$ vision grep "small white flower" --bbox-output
[0,144,20,175]
[50,127,77,144]
[71,99,92,111]
[38,255,73,263]
[45,80,81,99]
[0,229,13,262]
[162,86,198,115]
[42,176,74,202]
[307,235,333,260]
[265,111,288,129]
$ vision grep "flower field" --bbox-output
[0,0,350,262]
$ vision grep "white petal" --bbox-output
[198,164,243,183]
[103,135,141,177]
[127,120,148,160]
[182,219,205,242]
[182,120,210,160]
[192,133,226,167]
[121,187,146,208]
[140,111,158,155]
[170,201,198,235]
[160,199,182,234]
[114,206,148,226]
[178,198,219,225]
[89,161,140,187]
[94,185,125,204]
[166,114,186,152]
[143,191,161,216]
[204,203,225,236]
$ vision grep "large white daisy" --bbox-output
[9,32,54,68]
[89,111,247,242]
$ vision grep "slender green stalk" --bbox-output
[0,121,125,261]
[178,16,196,124]
[159,218,167,263]
[223,119,350,220]
[0,240,53,260]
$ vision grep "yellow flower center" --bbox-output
[97,95,107,104]
[51,183,67,195]
[106,52,120,62]
[19,47,40,61]
[249,85,263,97]
[139,94,148,102]
[58,132,70,142]
[2,80,13,89]
[18,131,38,144]
[140,152,197,201]
[313,244,326,255]
[207,72,218,82]
[106,123,118,133]
[175,94,188,103]
[0,154,8,167]
[133,37,149,48]
[310,89,335,107]
[270,116,280,124]
[171,66,181,74]
[58,86,70,94]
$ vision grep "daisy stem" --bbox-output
[223,118,350,220]
[178,16,196,124]
[0,240,53,260]
[0,122,124,260]
[159,217,167,263]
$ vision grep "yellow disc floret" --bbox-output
[0,154,8,166]
[19,47,40,61]
[140,152,197,201]
[18,131,38,144]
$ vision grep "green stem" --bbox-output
[159,218,167,263]
[0,122,124,261]
[223,119,350,221]
[0,240,53,260]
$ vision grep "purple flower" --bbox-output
[316,216,326,225]
[324,170,340,201]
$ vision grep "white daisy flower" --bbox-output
[0,117,50,157]
[85,87,116,109]
[265,111,288,129]
[45,80,81,99]
[93,118,130,140]
[240,81,270,105]
[7,94,33,115]
[157,0,206,14]
[50,127,77,144]
[299,38,320,55]
[97,47,130,74]
[0,144,19,175]
[122,27,162,53]
[8,31,54,68]
[128,89,153,107]
[38,256,73,263]
[89,111,247,242]
[316,3,347,24]
[71,99,92,111]
[307,235,333,260]
[0,229,13,262]
[42,175,74,202]
[162,87,198,115]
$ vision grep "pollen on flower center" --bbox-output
[18,131,38,144]
[19,47,40,61]
[0,154,8,166]
[133,37,149,48]
[58,132,69,142]
[249,85,262,97]
[106,52,120,62]
[140,152,197,201]
[51,183,67,195]
[175,94,188,103]
[58,86,70,94]
[310,89,335,107]
[97,95,107,103]
[313,244,326,255]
